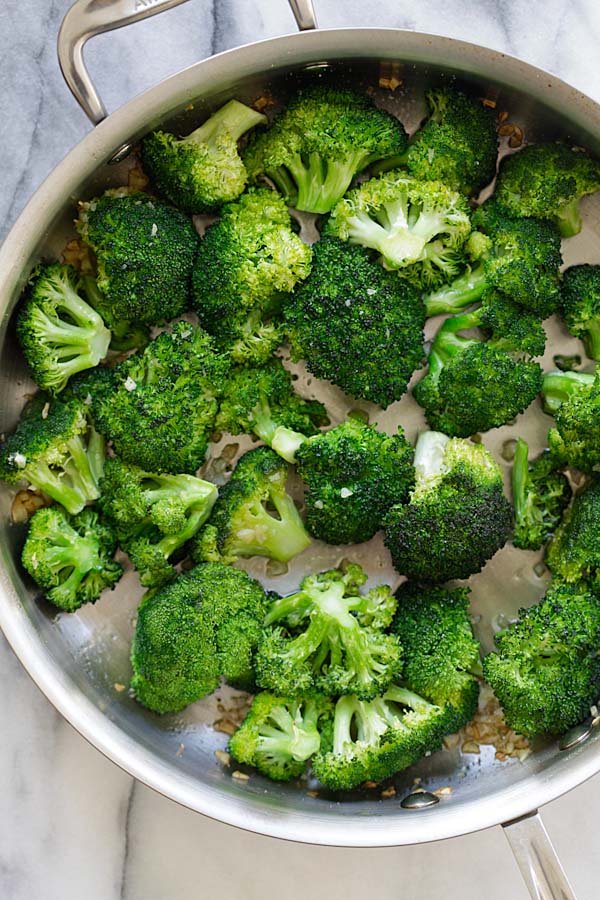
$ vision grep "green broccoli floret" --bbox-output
[384,432,513,583]
[285,237,425,408]
[215,358,327,464]
[229,692,333,781]
[392,583,481,732]
[312,686,449,791]
[255,563,402,700]
[76,190,199,326]
[512,438,572,551]
[413,304,543,437]
[243,86,407,214]
[21,506,122,612]
[16,263,111,395]
[483,583,600,737]
[81,274,150,353]
[424,200,562,318]
[141,99,267,214]
[192,188,312,364]
[130,562,270,712]
[561,265,600,360]
[326,171,471,290]
[93,322,230,474]
[0,394,105,514]
[541,369,600,472]
[494,143,600,237]
[192,446,310,565]
[294,417,415,545]
[545,477,600,587]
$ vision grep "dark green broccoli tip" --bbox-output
[561,265,600,360]
[16,263,111,396]
[76,191,199,326]
[142,99,267,214]
[131,562,270,713]
[255,563,401,700]
[21,506,122,612]
[295,417,415,545]
[0,394,105,515]
[545,476,600,587]
[285,236,425,409]
[78,273,150,352]
[483,583,600,737]
[243,86,408,214]
[384,432,513,583]
[494,143,600,237]
[229,692,332,781]
[540,369,600,471]
[512,438,572,551]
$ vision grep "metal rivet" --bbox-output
[559,718,593,751]
[109,142,135,165]
[400,790,440,810]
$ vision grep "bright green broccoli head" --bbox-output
[545,477,600,588]
[561,265,600,360]
[483,583,600,737]
[512,438,572,551]
[541,369,600,472]
[295,417,415,545]
[285,236,425,409]
[476,289,547,358]
[243,86,407,214]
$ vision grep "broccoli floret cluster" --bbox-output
[545,477,600,588]
[560,265,600,360]
[541,369,600,472]
[511,438,571,551]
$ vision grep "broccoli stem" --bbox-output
[541,370,595,415]
[555,197,582,238]
[270,427,307,464]
[257,703,321,762]
[227,492,311,563]
[286,151,371,214]
[424,263,487,316]
[583,320,600,361]
[413,430,450,485]
[187,99,267,146]
[512,437,531,533]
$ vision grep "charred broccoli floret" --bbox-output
[512,438,571,551]
[560,265,600,360]
[545,477,600,588]
[541,369,600,472]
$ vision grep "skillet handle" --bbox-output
[502,811,577,900]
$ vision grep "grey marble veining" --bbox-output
[3,2,600,899]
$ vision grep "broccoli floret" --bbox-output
[545,477,600,587]
[541,369,600,472]
[0,394,105,515]
[130,562,270,712]
[424,200,562,318]
[326,171,471,290]
[76,191,199,326]
[141,99,267,214]
[93,322,230,474]
[192,188,311,364]
[81,274,150,353]
[494,143,600,237]
[413,305,543,437]
[255,563,402,700]
[215,358,327,464]
[483,583,600,737]
[285,237,425,408]
[294,417,415,545]
[192,446,310,565]
[312,686,449,791]
[243,86,407,214]
[512,438,572,551]
[384,432,513,583]
[16,263,111,395]
[21,506,122,612]
[392,583,481,732]
[229,692,332,781]
[561,265,600,360]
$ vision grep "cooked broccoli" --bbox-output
[392,583,481,732]
[215,358,327,464]
[483,583,600,737]
[494,143,600,237]
[255,563,402,700]
[545,477,600,587]
[81,273,150,353]
[229,692,332,781]
[413,304,543,437]
[0,394,105,515]
[285,237,425,408]
[192,188,312,364]
[424,200,562,318]
[16,263,111,395]
[243,86,407,214]
[21,506,122,612]
[193,446,310,565]
[326,171,471,290]
[311,686,449,791]
[141,99,267,214]
[512,438,571,551]
[294,417,415,545]
[384,432,513,583]
[541,369,600,472]
[93,322,230,474]
[561,265,600,360]
[76,190,199,326]
[130,562,270,712]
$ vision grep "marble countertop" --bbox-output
[2,2,600,898]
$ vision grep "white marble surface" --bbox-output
[2,2,600,898]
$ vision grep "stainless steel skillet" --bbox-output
[1,2,600,897]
